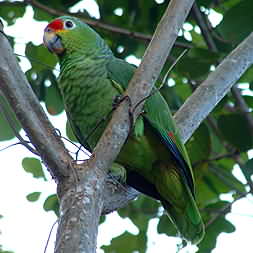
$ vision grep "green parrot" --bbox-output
[43,16,204,244]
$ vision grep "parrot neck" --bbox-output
[57,42,118,150]
[58,36,113,68]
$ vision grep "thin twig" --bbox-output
[15,53,59,72]
[44,219,58,253]
[231,86,253,130]
[208,165,245,194]
[23,0,191,49]
[192,3,253,196]
[161,49,189,86]
[0,141,33,152]
[192,2,218,52]
[0,20,73,180]
[205,191,249,228]
[193,150,240,167]
[234,155,253,194]
[0,91,39,155]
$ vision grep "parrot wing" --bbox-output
[106,57,195,196]
[66,110,93,152]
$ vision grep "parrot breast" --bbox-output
[58,52,119,149]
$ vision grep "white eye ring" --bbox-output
[64,20,76,30]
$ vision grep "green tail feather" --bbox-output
[161,195,204,245]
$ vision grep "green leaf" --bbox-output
[160,85,183,112]
[33,8,53,22]
[66,120,78,143]
[243,95,253,109]
[118,196,159,232]
[99,215,106,224]
[217,0,253,44]
[174,82,192,101]
[186,122,211,163]
[212,96,228,115]
[45,78,64,115]
[157,214,177,237]
[101,231,147,253]
[22,157,46,180]
[241,158,253,183]
[25,69,59,103]
[175,49,219,80]
[26,192,41,202]
[214,161,246,193]
[0,3,25,25]
[43,194,59,216]
[198,201,235,253]
[198,216,235,253]
[0,95,22,141]
[238,66,253,84]
[217,113,253,151]
[33,0,80,21]
[25,43,57,72]
[195,178,218,208]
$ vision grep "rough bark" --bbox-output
[0,27,72,181]
[174,32,253,143]
[55,1,196,252]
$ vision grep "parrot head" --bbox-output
[43,16,102,56]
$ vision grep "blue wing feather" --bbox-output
[144,118,195,197]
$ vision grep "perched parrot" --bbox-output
[43,16,204,244]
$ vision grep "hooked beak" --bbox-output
[43,27,64,55]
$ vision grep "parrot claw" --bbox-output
[112,95,131,109]
[108,162,127,184]
[53,128,62,137]
[112,95,134,131]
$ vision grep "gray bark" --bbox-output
[174,32,253,143]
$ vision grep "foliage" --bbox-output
[1,0,253,252]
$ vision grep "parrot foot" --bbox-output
[53,128,63,137]
[112,95,134,131]
[108,162,127,184]
[112,95,131,109]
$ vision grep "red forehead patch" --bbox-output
[168,131,175,141]
[47,19,64,31]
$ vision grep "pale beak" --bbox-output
[43,27,64,55]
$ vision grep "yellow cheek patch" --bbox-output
[56,29,69,34]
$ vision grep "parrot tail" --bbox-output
[161,196,205,245]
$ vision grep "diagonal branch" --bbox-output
[0,25,73,181]
[205,191,249,228]
[192,2,218,52]
[55,0,196,252]
[174,32,253,143]
[0,91,39,156]
[192,3,253,194]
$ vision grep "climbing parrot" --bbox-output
[43,16,204,244]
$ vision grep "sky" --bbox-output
[1,1,253,253]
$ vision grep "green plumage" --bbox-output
[44,16,204,244]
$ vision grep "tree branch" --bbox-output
[231,86,253,131]
[192,2,218,52]
[192,4,253,195]
[0,91,39,156]
[174,32,253,143]
[0,26,73,181]
[205,191,249,228]
[22,0,191,49]
[55,0,195,252]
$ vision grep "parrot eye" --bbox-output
[64,20,75,30]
